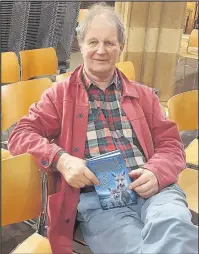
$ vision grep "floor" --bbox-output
[2,34,198,254]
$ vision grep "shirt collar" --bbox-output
[82,67,120,91]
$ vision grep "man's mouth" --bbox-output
[94,59,107,62]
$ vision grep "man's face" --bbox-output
[80,15,123,77]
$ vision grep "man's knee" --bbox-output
[145,202,192,225]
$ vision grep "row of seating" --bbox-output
[2,78,197,133]
[1,48,58,83]
[2,48,136,84]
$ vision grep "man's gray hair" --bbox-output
[76,2,125,45]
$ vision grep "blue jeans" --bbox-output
[77,184,198,254]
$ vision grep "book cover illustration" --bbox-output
[86,150,137,210]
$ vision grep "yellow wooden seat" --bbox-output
[1,148,12,159]
[1,52,20,83]
[78,9,88,23]
[185,139,198,167]
[56,72,71,82]
[178,168,198,214]
[1,78,52,131]
[116,61,135,80]
[20,47,58,81]
[2,153,53,253]
[11,233,52,254]
[188,29,198,50]
[167,90,198,132]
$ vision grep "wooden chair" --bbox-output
[178,168,198,224]
[116,61,135,80]
[1,148,12,159]
[2,153,53,253]
[188,29,198,51]
[1,52,20,84]
[20,48,58,81]
[1,152,91,253]
[56,72,71,82]
[167,90,198,132]
[185,139,198,169]
[1,78,52,131]
[78,9,88,23]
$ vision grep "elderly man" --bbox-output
[8,3,197,254]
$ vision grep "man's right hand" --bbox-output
[56,153,100,188]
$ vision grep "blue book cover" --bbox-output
[86,150,137,210]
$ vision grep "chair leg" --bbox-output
[37,172,48,236]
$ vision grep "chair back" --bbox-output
[78,9,88,23]
[1,78,52,131]
[1,148,12,159]
[2,153,42,226]
[1,52,20,83]
[20,47,58,81]
[116,61,135,80]
[188,29,198,49]
[56,72,71,82]
[167,90,198,132]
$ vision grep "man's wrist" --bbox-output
[51,149,66,171]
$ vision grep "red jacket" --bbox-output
[8,65,186,253]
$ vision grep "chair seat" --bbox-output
[1,148,12,160]
[11,231,82,254]
[178,168,198,214]
[185,139,198,167]
[11,233,52,254]
[56,72,71,81]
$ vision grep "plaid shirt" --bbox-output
[83,69,146,171]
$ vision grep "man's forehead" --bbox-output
[88,14,116,29]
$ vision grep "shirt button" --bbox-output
[65,218,70,223]
[74,147,79,152]
[78,113,83,118]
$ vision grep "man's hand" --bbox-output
[128,168,159,198]
[56,153,100,188]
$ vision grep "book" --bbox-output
[86,150,137,210]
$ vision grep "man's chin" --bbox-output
[91,65,112,73]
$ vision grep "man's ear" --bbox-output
[79,42,83,54]
[119,44,124,54]
[80,46,83,54]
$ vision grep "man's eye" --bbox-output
[89,41,97,45]
[106,41,114,46]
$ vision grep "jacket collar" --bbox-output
[70,65,139,99]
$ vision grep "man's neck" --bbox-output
[84,67,115,90]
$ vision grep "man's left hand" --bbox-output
[128,168,159,198]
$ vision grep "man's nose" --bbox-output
[97,43,106,54]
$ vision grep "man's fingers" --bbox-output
[129,174,148,190]
[134,181,151,193]
[80,175,93,186]
[83,167,100,185]
[129,168,145,180]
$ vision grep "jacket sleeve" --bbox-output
[8,87,63,171]
[143,92,186,190]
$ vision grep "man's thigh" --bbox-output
[77,192,144,254]
[140,183,198,253]
[141,183,191,224]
